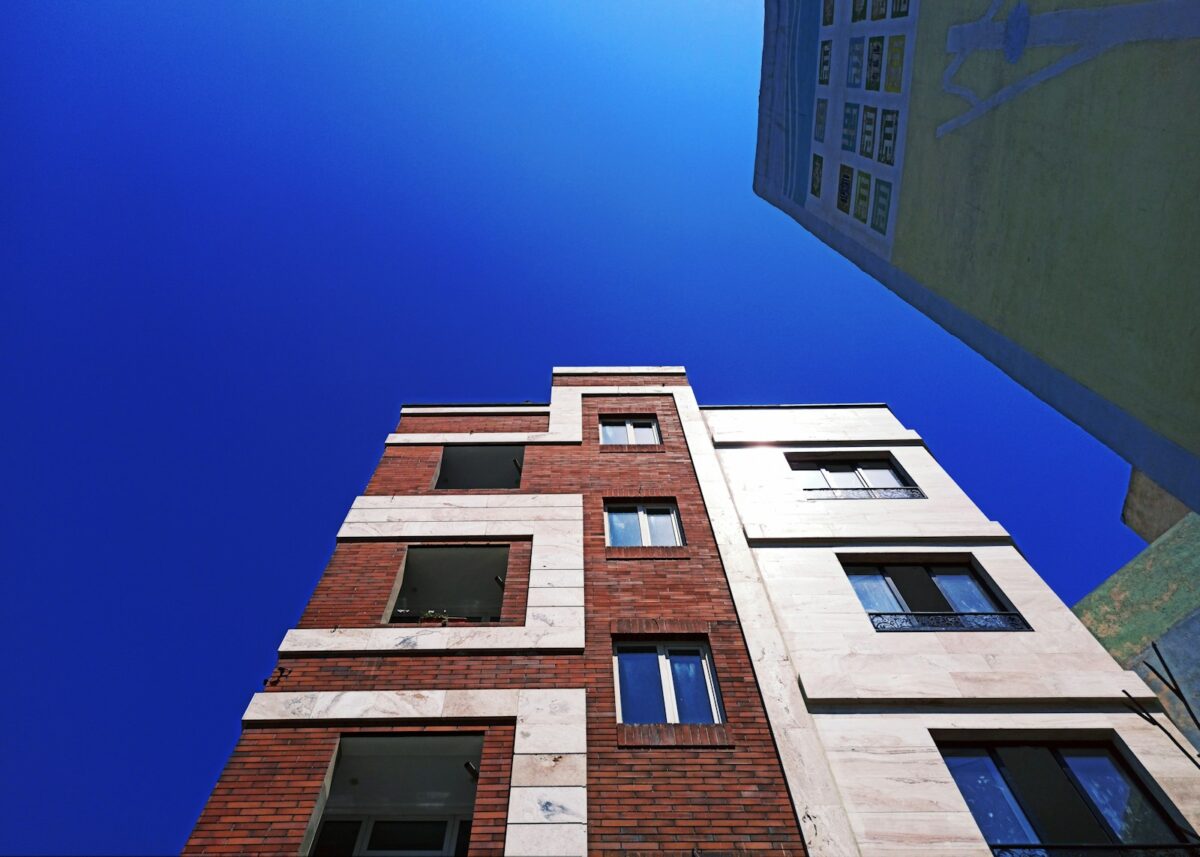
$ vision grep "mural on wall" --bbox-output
[938,0,1200,137]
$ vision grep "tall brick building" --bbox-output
[188,367,1200,856]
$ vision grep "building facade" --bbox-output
[753,0,1200,514]
[187,366,1200,856]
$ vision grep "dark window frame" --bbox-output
[938,739,1197,851]
[432,445,525,490]
[386,544,509,624]
[786,452,925,500]
[842,558,1032,632]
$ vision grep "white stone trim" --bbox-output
[401,405,551,416]
[280,494,584,654]
[551,365,685,375]
[244,688,588,857]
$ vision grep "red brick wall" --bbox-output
[188,391,806,855]
[394,413,549,433]
[552,373,688,387]
[298,540,531,628]
[186,724,512,856]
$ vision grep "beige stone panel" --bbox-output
[440,689,521,719]
[506,787,587,824]
[510,754,587,787]
[514,723,587,755]
[847,810,988,853]
[503,823,587,857]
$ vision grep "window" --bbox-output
[389,546,507,623]
[434,445,523,490]
[940,742,1194,854]
[311,735,481,856]
[844,562,1030,631]
[789,456,923,499]
[604,503,683,547]
[613,642,724,725]
[599,416,660,446]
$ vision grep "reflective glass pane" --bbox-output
[944,750,1039,845]
[932,571,998,613]
[792,464,829,489]
[607,508,642,546]
[368,819,448,851]
[617,648,667,723]
[601,423,628,445]
[849,573,904,612]
[632,422,658,444]
[859,462,903,488]
[1062,749,1179,844]
[668,650,715,724]
[645,510,679,546]
[824,465,864,488]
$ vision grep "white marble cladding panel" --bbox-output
[813,709,1200,856]
[755,544,1151,704]
[280,494,584,653]
[718,443,1005,541]
[703,406,919,446]
[244,689,588,857]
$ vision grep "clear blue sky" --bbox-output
[0,2,1144,853]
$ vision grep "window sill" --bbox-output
[605,546,690,560]
[598,445,666,454]
[617,722,733,749]
[868,612,1032,632]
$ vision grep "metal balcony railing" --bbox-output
[803,486,925,499]
[869,611,1032,632]
[990,846,1200,857]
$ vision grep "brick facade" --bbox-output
[186,376,806,855]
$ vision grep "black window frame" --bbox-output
[786,452,925,500]
[386,544,509,624]
[938,739,1198,854]
[433,445,524,490]
[843,559,1032,632]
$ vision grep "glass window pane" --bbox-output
[645,510,679,546]
[368,819,448,851]
[1062,749,1179,844]
[617,648,667,723]
[792,464,829,489]
[824,464,864,488]
[632,422,658,444]
[859,462,903,488]
[313,820,361,856]
[668,650,716,724]
[849,573,904,612]
[607,508,642,546]
[601,423,628,445]
[932,571,999,613]
[944,750,1039,845]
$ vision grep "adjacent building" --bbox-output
[753,0,1200,515]
[187,366,1199,855]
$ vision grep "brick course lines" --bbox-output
[185,724,513,856]
[189,394,806,854]
[395,414,550,434]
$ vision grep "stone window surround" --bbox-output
[244,688,587,857]
[280,494,583,654]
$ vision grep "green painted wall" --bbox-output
[1075,513,1200,666]
[893,0,1200,459]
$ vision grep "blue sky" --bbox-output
[0,2,1144,853]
